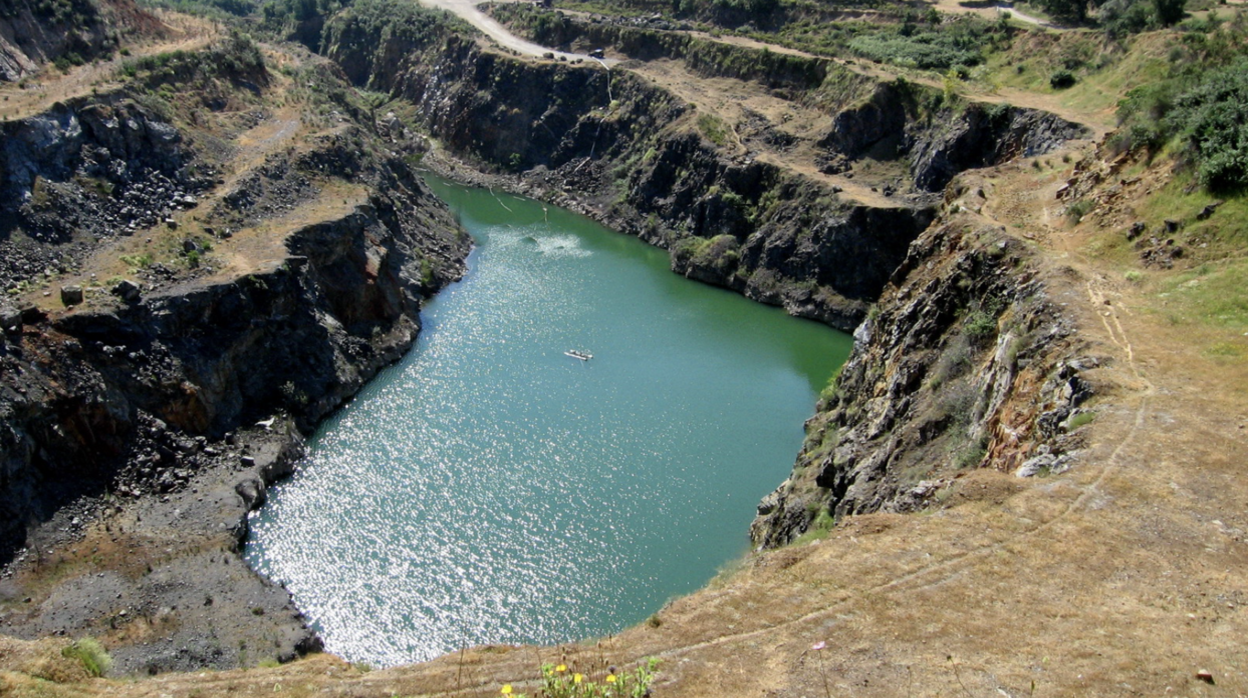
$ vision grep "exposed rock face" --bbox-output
[644,145,935,328]
[0,175,467,561]
[0,0,157,81]
[495,7,1090,192]
[750,206,1096,548]
[904,101,1088,191]
[319,17,935,328]
[0,97,197,245]
[819,82,1089,192]
[320,8,1087,331]
[0,31,471,670]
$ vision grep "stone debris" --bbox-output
[60,285,84,306]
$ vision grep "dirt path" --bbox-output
[926,0,1057,26]
[42,89,359,304]
[649,19,1112,136]
[418,0,616,64]
[626,58,919,207]
[0,12,221,122]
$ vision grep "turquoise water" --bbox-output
[244,180,853,666]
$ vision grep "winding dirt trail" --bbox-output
[418,0,616,64]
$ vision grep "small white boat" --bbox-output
[564,350,593,361]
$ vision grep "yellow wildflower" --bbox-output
[501,685,513,695]
[556,664,567,672]
[573,673,583,684]
[606,674,617,683]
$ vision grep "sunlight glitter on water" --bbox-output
[244,181,852,666]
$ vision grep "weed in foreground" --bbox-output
[810,641,832,698]
[61,637,112,677]
[502,658,659,698]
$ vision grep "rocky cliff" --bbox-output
[0,36,470,672]
[317,8,924,328]
[0,158,467,550]
[750,186,1096,547]
[309,6,1099,549]
[319,4,1085,329]
[0,0,159,81]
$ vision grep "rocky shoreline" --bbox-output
[0,34,472,672]
[0,189,470,671]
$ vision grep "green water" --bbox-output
[244,179,853,666]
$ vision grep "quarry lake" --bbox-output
[243,179,852,666]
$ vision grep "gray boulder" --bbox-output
[60,285,83,306]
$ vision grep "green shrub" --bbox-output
[964,310,998,345]
[62,638,112,677]
[848,34,981,70]
[1049,69,1077,89]
[697,113,730,146]
[1168,57,1248,192]
[1066,198,1094,223]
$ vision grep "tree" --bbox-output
[1040,0,1089,24]
[1153,0,1185,26]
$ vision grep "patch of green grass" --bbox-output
[982,29,1170,115]
[696,113,730,147]
[791,508,836,545]
[1067,411,1095,430]
[1203,341,1246,361]
[62,638,112,677]
[1159,258,1248,331]
[120,253,154,269]
[951,436,988,469]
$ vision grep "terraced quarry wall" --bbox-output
[315,7,1099,541]
[0,36,471,672]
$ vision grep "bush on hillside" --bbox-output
[1168,56,1248,191]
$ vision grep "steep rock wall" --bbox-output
[320,13,934,329]
[496,7,1089,191]
[318,7,1089,330]
[0,96,198,245]
[0,0,159,81]
[750,202,1096,547]
[0,163,468,562]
